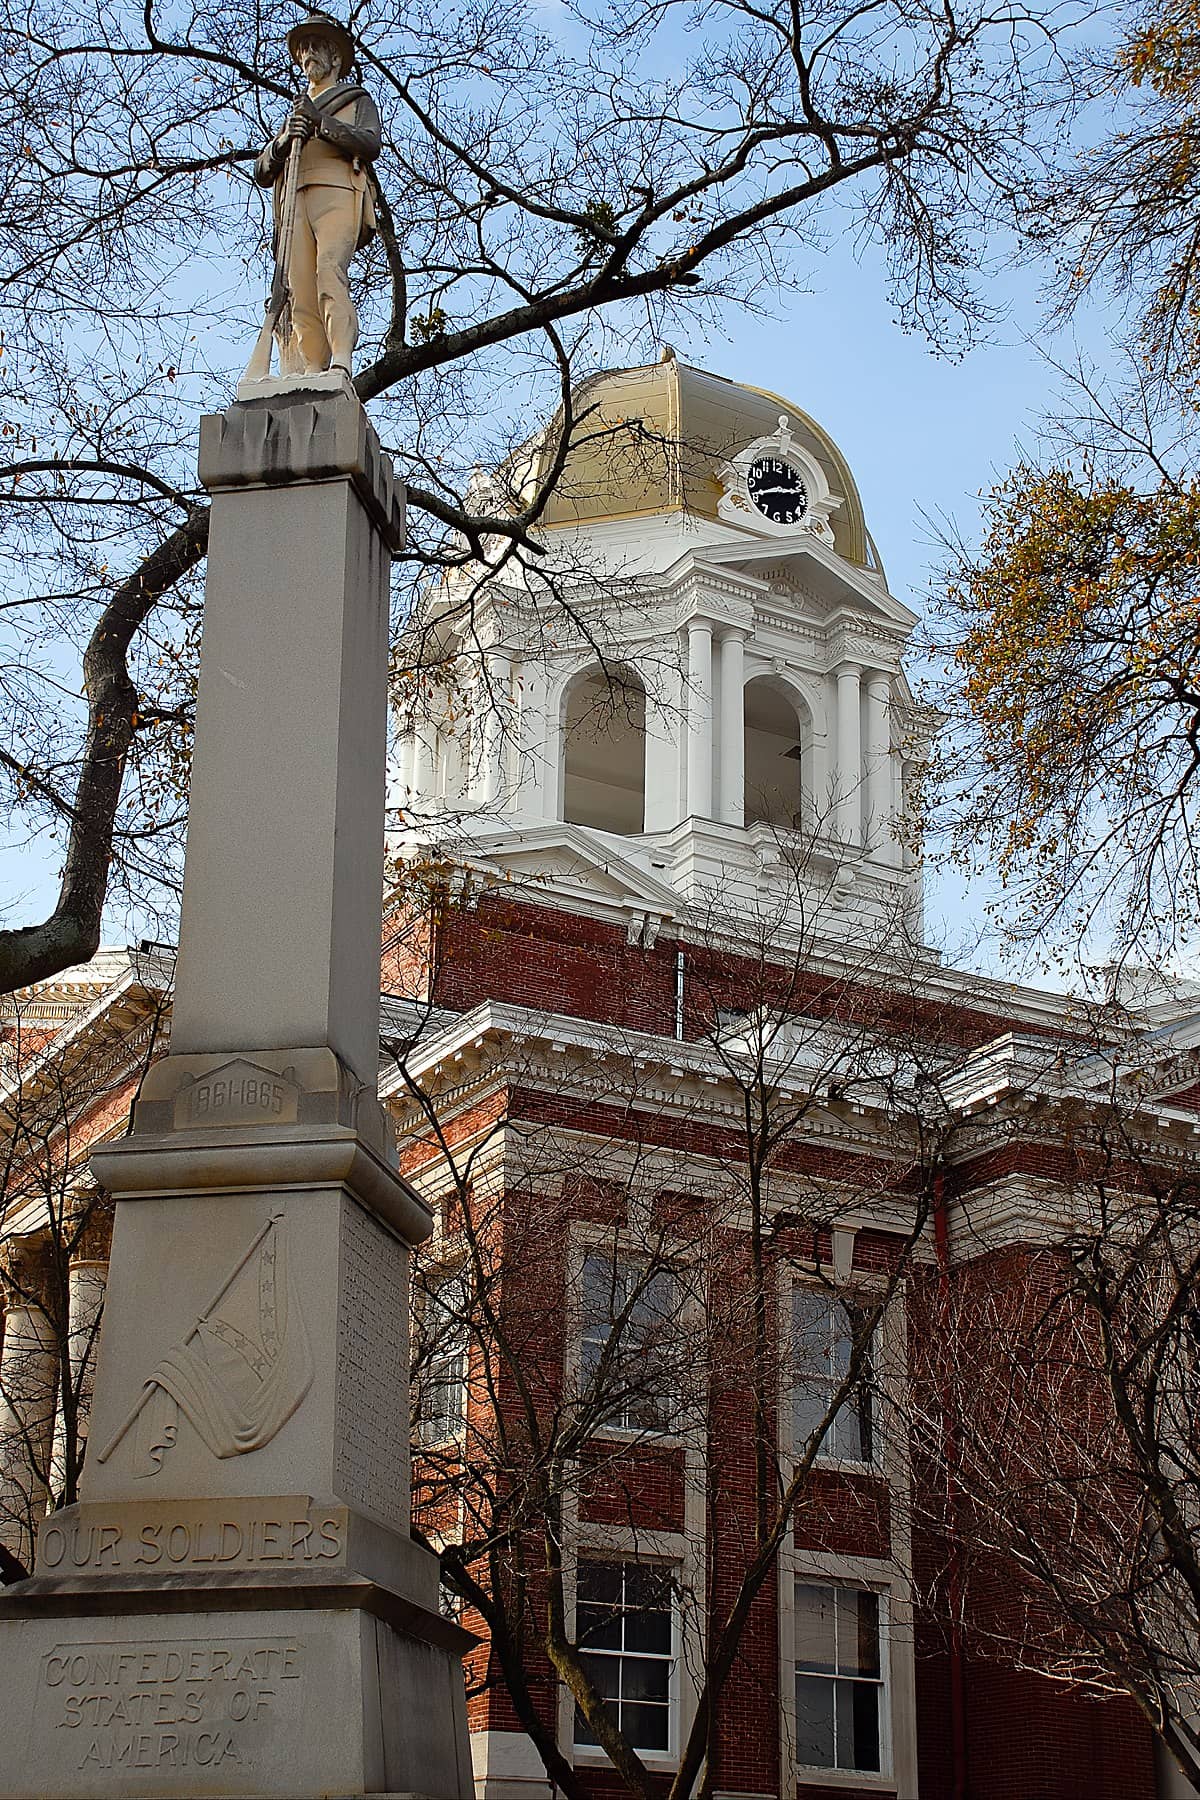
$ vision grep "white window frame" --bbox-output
[559,1523,704,1771]
[575,1246,681,1440]
[779,1248,917,1795]
[792,1577,891,1779]
[781,1552,917,1796]
[789,1278,881,1473]
[560,1216,708,1773]
[414,1263,470,1448]
[569,1550,682,1765]
[572,1562,676,1756]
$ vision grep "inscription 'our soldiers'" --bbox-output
[39,1508,346,1575]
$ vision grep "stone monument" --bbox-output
[0,16,474,1799]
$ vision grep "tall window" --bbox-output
[794,1582,888,1774]
[574,1559,676,1755]
[580,1253,676,1432]
[792,1286,875,1463]
[744,677,807,830]
[562,666,647,835]
[415,1268,470,1447]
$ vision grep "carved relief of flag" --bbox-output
[99,1214,313,1476]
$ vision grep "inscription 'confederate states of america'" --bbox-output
[35,1636,304,1777]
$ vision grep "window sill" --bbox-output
[584,1424,687,1447]
[575,1747,677,1770]
[805,1454,884,1477]
[796,1768,895,1791]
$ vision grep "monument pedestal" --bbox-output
[0,1575,469,1799]
[0,388,473,1798]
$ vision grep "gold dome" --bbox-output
[520,356,875,569]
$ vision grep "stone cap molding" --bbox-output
[91,1124,432,1248]
[199,387,406,556]
[130,1046,395,1163]
[0,1567,474,1654]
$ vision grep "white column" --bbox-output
[396,730,416,806]
[512,657,547,823]
[50,1254,107,1504]
[835,663,862,848]
[412,715,437,807]
[686,620,714,820]
[0,1251,58,1566]
[809,723,831,833]
[543,668,567,823]
[718,630,746,827]
[643,659,684,832]
[864,672,894,857]
[479,650,511,809]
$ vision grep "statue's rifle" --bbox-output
[242,130,303,383]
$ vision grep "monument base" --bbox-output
[0,1570,472,1799]
[235,368,356,404]
[0,1060,475,1799]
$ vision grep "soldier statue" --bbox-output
[246,10,382,381]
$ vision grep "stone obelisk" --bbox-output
[0,378,473,1794]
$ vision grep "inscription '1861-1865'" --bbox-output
[37,1636,304,1775]
[172,1058,299,1129]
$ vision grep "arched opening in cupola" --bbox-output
[562,665,647,835]
[744,678,809,831]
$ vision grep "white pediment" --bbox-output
[459,824,679,924]
[684,537,918,634]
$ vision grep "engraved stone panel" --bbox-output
[1,1609,377,1798]
[95,1211,312,1481]
[172,1059,300,1129]
[35,1632,305,1778]
[36,1500,347,1578]
[335,1199,409,1531]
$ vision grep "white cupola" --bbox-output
[391,358,931,945]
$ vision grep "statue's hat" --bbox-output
[287,9,356,76]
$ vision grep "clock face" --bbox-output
[746,456,807,525]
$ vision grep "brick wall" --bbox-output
[411,889,1078,1052]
